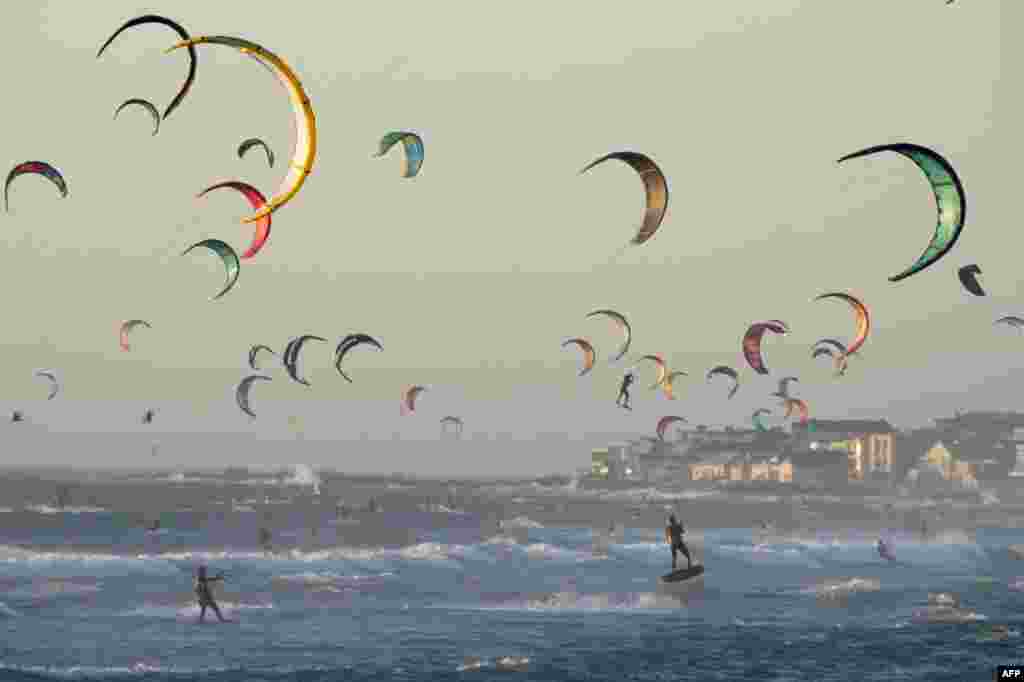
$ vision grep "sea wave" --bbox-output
[24,505,108,514]
[271,571,394,590]
[479,590,686,611]
[503,515,544,529]
[801,577,881,599]
[119,600,274,620]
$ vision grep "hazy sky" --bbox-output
[0,1,1017,474]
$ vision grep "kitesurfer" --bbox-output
[10,411,23,423]
[194,565,229,623]
[665,514,692,570]
[616,369,636,410]
[877,537,896,562]
[258,527,272,554]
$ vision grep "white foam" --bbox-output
[803,577,881,598]
[24,505,107,514]
[504,516,544,529]
[9,580,103,599]
[271,571,393,588]
[524,543,605,562]
[398,542,464,562]
[121,600,274,620]
[484,590,685,611]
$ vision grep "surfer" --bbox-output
[877,537,895,562]
[194,565,229,623]
[665,514,692,570]
[616,369,636,410]
[258,527,272,554]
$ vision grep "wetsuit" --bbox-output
[617,373,636,410]
[259,527,272,553]
[194,567,228,623]
[665,517,691,570]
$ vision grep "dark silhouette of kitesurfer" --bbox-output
[10,410,23,423]
[616,370,636,410]
[194,565,229,623]
[665,514,692,570]
[877,537,895,562]
[258,527,272,554]
[141,409,155,425]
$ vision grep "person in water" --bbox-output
[258,527,272,554]
[194,565,229,623]
[616,370,636,410]
[665,514,692,570]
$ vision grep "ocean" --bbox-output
[0,505,1019,681]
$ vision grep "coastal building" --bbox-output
[912,440,978,490]
[625,439,692,483]
[930,411,1024,480]
[609,443,638,481]
[688,450,743,481]
[791,419,896,482]
[789,449,848,489]
[688,425,761,447]
[591,448,610,479]
[588,443,640,482]
[686,441,793,484]
[745,454,794,483]
[1010,439,1024,478]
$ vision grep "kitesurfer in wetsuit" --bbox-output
[194,565,228,623]
[877,537,895,561]
[616,370,636,410]
[665,514,692,570]
[10,410,23,423]
[258,527,272,554]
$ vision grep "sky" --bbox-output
[0,1,1017,475]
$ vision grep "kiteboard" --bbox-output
[660,565,704,583]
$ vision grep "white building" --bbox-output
[1010,428,1024,477]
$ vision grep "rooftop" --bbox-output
[795,419,896,434]
[934,411,1024,427]
[691,451,739,466]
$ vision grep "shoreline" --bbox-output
[0,470,1016,547]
